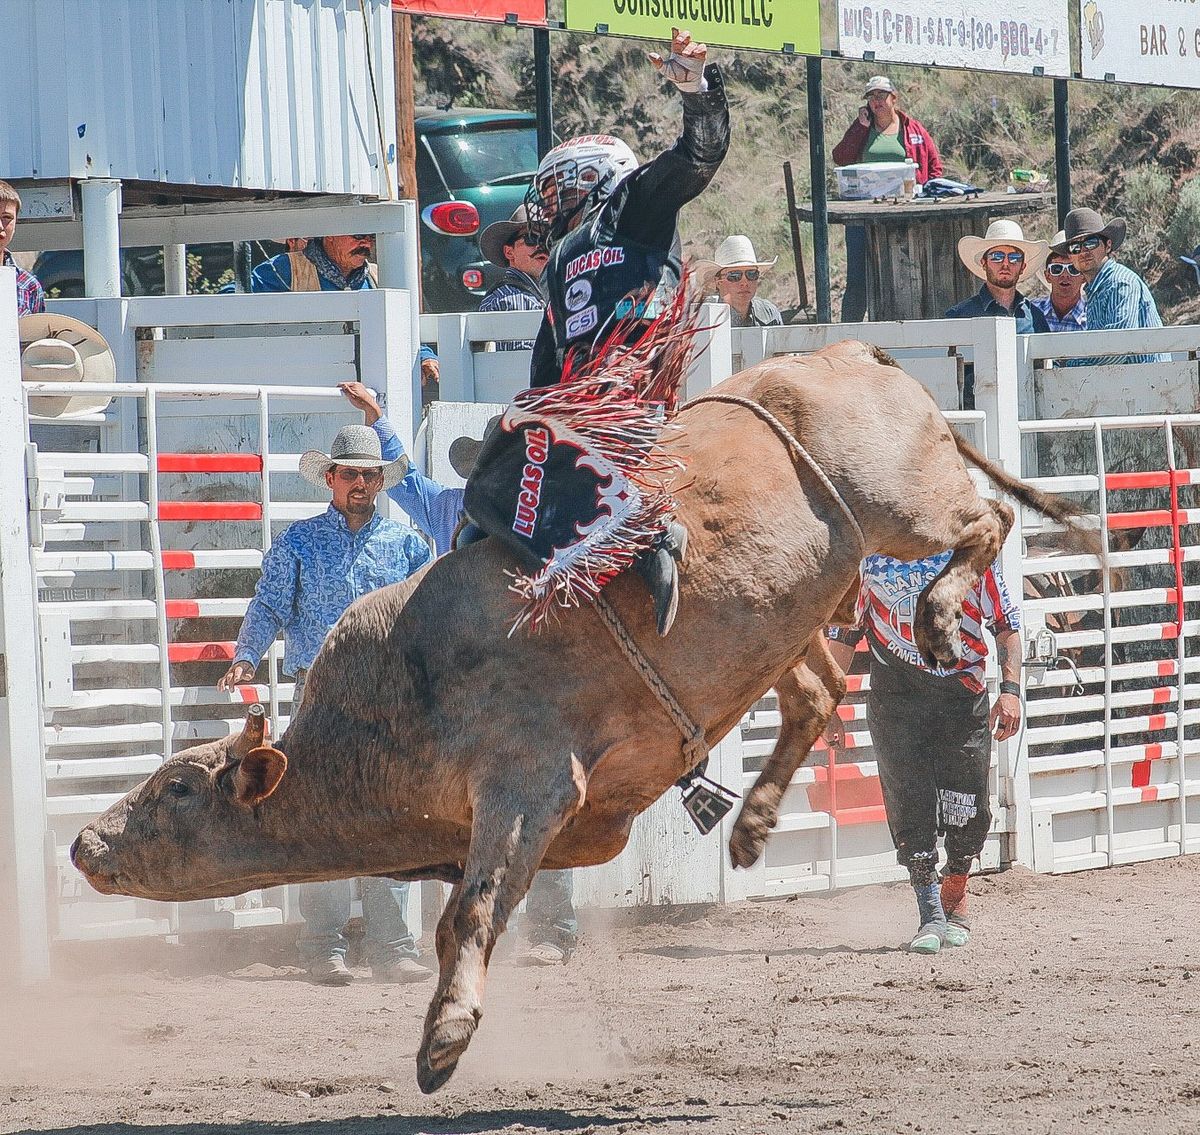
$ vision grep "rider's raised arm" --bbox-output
[615,62,730,244]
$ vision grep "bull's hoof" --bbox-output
[729,801,775,870]
[416,1014,478,1094]
[914,594,964,670]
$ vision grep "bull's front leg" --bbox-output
[914,500,1012,668]
[416,757,586,1094]
[729,632,846,870]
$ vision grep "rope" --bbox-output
[594,594,709,768]
[683,393,867,557]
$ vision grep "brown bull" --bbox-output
[72,342,1081,1093]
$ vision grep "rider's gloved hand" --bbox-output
[648,28,708,94]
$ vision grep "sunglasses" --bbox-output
[1047,262,1081,277]
[986,250,1025,264]
[510,232,543,249]
[1067,236,1105,255]
[333,466,383,484]
[720,269,761,282]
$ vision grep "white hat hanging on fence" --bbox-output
[18,313,116,418]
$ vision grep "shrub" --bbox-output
[1167,178,1200,257]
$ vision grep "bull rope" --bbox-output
[592,394,866,774]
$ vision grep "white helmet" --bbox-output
[534,134,640,215]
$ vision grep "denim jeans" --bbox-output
[841,225,868,323]
[524,869,577,950]
[297,876,418,967]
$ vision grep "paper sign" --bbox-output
[564,0,820,56]
[1079,0,1200,88]
[836,2,1071,77]
[391,0,546,24]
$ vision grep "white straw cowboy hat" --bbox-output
[711,235,777,272]
[18,313,116,418]
[957,219,1049,284]
[479,205,537,268]
[299,425,408,491]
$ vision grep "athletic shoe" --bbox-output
[909,921,946,954]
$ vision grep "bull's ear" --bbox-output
[233,746,288,807]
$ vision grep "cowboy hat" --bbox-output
[479,206,539,268]
[447,414,503,479]
[1051,207,1127,254]
[711,234,777,272]
[957,219,1049,284]
[18,313,116,418]
[298,425,408,491]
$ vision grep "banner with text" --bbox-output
[564,0,820,56]
[391,0,546,24]
[836,2,1071,77]
[1078,0,1200,87]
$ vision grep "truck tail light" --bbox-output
[461,268,485,290]
[422,201,480,236]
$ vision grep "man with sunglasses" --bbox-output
[708,235,782,328]
[1034,234,1087,333]
[478,205,548,351]
[218,424,433,987]
[945,219,1051,334]
[1053,208,1168,366]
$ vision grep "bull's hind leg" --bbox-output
[416,758,586,1094]
[729,632,846,870]
[913,499,1013,668]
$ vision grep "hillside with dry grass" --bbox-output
[410,15,1200,322]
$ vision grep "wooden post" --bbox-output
[805,55,831,324]
[393,11,418,201]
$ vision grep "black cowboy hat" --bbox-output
[448,414,503,479]
[479,206,535,268]
[1051,207,1127,254]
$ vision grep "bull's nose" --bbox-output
[69,834,82,866]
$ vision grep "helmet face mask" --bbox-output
[526,135,640,247]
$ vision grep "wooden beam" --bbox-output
[393,11,419,201]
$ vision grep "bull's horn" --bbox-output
[233,704,267,758]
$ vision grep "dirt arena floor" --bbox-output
[3,856,1200,1135]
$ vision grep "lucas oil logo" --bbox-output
[512,427,550,539]
[564,246,625,283]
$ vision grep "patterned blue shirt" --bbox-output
[478,267,544,351]
[233,505,431,675]
[1033,294,1087,333]
[4,251,45,315]
[374,417,464,557]
[1066,257,1168,366]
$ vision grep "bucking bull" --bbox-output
[72,342,1084,1092]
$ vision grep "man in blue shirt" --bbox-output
[1054,208,1169,366]
[945,219,1051,335]
[218,423,433,986]
[477,205,547,351]
[339,381,580,967]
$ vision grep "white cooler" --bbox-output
[834,159,917,201]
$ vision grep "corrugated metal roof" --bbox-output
[0,0,395,197]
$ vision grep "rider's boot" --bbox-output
[634,520,688,636]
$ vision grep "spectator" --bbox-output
[251,235,439,387]
[1054,208,1169,366]
[478,205,547,351]
[945,219,1051,334]
[217,423,433,986]
[825,553,1022,954]
[0,180,46,315]
[339,380,579,967]
[706,236,783,328]
[832,77,943,322]
[1033,232,1087,332]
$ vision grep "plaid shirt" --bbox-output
[3,251,46,315]
[1033,294,1087,333]
[478,267,544,351]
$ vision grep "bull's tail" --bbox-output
[953,431,1100,552]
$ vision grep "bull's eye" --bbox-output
[166,780,192,799]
